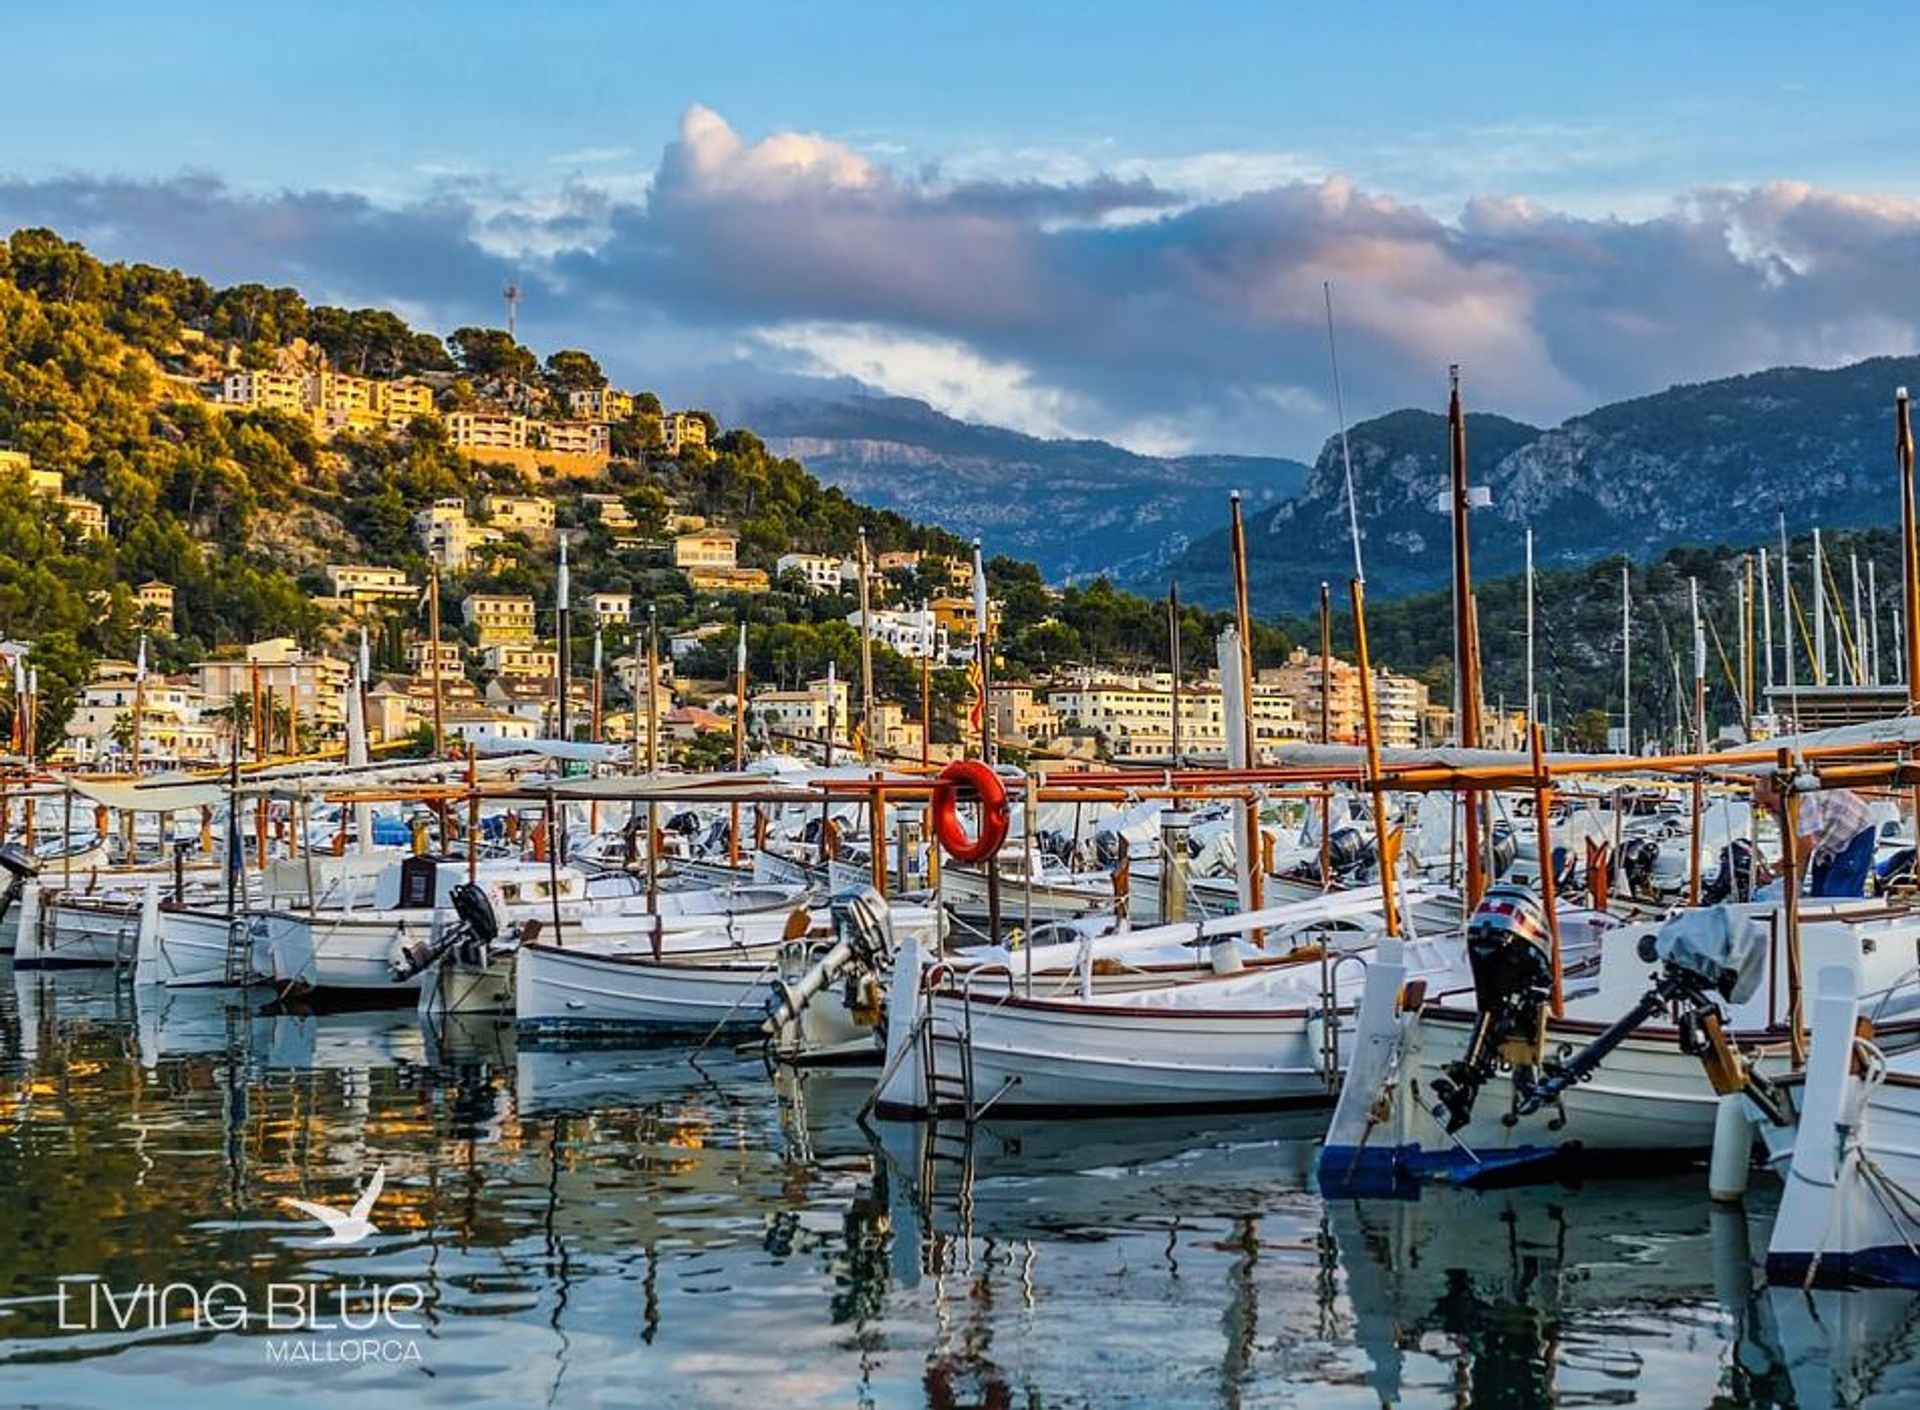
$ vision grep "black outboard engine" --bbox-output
[664,810,701,837]
[0,842,40,925]
[1034,829,1075,866]
[1701,838,1759,905]
[1619,837,1660,900]
[1489,821,1518,879]
[1428,884,1556,1133]
[763,887,895,1035]
[1092,829,1124,870]
[1326,827,1376,881]
[389,882,504,981]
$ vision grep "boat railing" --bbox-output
[1316,950,1371,1090]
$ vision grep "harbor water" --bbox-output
[1,963,1916,1408]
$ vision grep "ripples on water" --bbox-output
[1,964,1918,1407]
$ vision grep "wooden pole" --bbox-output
[1350,578,1399,937]
[857,529,875,765]
[1776,749,1807,1066]
[732,620,747,869]
[1167,583,1183,766]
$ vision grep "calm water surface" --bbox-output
[1,963,1917,1408]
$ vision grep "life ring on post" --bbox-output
[931,759,1011,864]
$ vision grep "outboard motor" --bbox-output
[1428,884,1556,1133]
[1489,821,1518,880]
[1701,838,1759,905]
[664,810,701,837]
[390,882,505,982]
[1508,906,1783,1126]
[1035,829,1075,866]
[762,887,894,1035]
[0,843,40,925]
[1619,837,1660,900]
[1092,829,1123,871]
[1326,827,1376,881]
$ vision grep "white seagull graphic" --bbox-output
[282,1165,386,1246]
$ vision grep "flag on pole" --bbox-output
[966,657,985,734]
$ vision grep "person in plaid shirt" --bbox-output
[1755,777,1879,897]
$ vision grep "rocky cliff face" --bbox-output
[1161,354,1920,614]
[745,395,1309,584]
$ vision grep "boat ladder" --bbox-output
[223,914,254,986]
[1316,950,1369,1092]
[920,975,1020,1123]
[920,1005,977,1119]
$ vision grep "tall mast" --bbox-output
[1760,548,1775,693]
[856,528,874,764]
[555,532,571,743]
[1869,558,1882,685]
[428,565,445,755]
[1812,527,1828,685]
[1449,366,1484,907]
[1524,526,1536,731]
[1167,583,1183,765]
[1898,387,1920,824]
[1780,513,1799,728]
[1851,552,1865,687]
[1621,563,1632,754]
[1690,577,1706,752]
[1227,490,1263,917]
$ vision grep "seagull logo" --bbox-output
[281,1165,386,1246]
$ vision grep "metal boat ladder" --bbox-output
[223,913,254,986]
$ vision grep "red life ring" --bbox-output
[931,759,1010,864]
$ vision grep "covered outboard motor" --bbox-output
[763,887,894,1035]
[1701,838,1759,905]
[663,810,701,837]
[0,842,40,925]
[1428,883,1555,1133]
[1326,827,1375,880]
[1489,821,1518,879]
[1034,829,1075,866]
[1092,829,1123,870]
[1619,836,1660,900]
[390,882,503,981]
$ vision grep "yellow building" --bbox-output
[406,639,465,681]
[673,528,738,571]
[462,592,537,646]
[447,410,530,450]
[221,370,306,412]
[685,566,769,595]
[483,494,555,539]
[566,387,635,422]
[1044,671,1305,762]
[661,411,708,456]
[325,563,415,609]
[481,643,559,680]
[59,494,108,539]
[541,420,611,456]
[377,380,436,425]
[135,580,177,631]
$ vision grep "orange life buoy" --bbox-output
[931,759,1010,864]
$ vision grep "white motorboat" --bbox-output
[1319,898,1920,1192]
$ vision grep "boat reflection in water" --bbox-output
[4,961,1920,1407]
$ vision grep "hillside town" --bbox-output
[1,329,1483,773]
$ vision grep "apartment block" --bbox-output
[325,563,416,609]
[540,420,611,456]
[776,552,849,594]
[565,387,635,422]
[447,410,530,451]
[483,493,555,539]
[221,370,306,412]
[673,528,738,571]
[462,592,537,646]
[661,411,708,456]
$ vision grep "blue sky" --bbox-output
[10,3,1920,457]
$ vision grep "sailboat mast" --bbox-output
[1448,366,1484,907]
[856,528,874,764]
[1525,527,1536,731]
[1813,527,1828,685]
[1167,583,1183,766]
[1621,563,1632,754]
[1897,387,1920,823]
[1760,548,1775,694]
